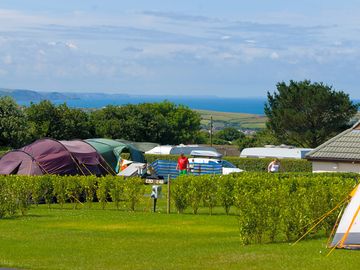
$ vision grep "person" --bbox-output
[176,152,189,175]
[268,158,280,173]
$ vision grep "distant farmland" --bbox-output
[197,109,267,130]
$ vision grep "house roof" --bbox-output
[306,121,360,162]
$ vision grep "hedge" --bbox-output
[0,175,145,217]
[170,172,358,244]
[0,172,357,245]
[145,154,312,172]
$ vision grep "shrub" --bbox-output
[0,177,17,218]
[81,176,97,208]
[201,176,218,215]
[171,176,190,213]
[123,177,145,211]
[53,176,67,208]
[0,172,356,245]
[187,176,204,214]
[217,175,235,215]
[12,176,33,215]
[32,175,54,207]
[65,176,83,209]
[96,177,111,210]
[109,177,125,210]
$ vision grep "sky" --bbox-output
[0,0,359,98]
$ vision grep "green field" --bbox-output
[197,109,267,130]
[1,202,360,270]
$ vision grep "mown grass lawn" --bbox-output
[0,203,360,270]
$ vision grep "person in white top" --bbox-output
[268,158,280,173]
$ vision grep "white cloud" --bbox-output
[66,42,78,50]
[221,35,231,40]
[270,52,279,59]
[0,68,8,76]
[3,55,13,65]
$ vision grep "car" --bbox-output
[189,150,243,175]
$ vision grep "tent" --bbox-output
[0,139,113,176]
[85,138,146,173]
[116,139,159,153]
[330,184,360,249]
[0,150,42,175]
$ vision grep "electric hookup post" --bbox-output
[150,185,162,212]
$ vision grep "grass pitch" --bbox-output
[0,203,360,270]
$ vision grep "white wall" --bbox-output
[312,161,360,173]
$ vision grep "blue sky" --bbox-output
[0,0,359,98]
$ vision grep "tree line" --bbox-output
[207,80,359,149]
[0,97,202,148]
[0,80,358,150]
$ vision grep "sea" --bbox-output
[16,95,360,116]
[43,97,267,115]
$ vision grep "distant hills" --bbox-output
[0,88,132,102]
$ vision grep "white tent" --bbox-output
[331,185,360,249]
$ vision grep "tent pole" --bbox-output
[28,159,33,175]
[292,197,348,246]
[326,238,342,257]
[339,204,360,248]
[82,164,94,175]
[326,204,345,248]
[36,162,49,174]
[99,162,115,175]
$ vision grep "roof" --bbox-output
[306,121,360,162]
[190,150,223,158]
[145,145,173,155]
[240,147,312,159]
[116,139,159,153]
[170,146,218,155]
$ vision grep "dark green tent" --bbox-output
[116,139,159,153]
[85,138,146,173]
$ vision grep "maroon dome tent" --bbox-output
[0,139,113,176]
[0,150,42,175]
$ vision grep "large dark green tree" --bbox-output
[26,100,92,140]
[265,80,359,148]
[0,96,31,148]
[91,101,201,144]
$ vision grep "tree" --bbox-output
[265,80,359,148]
[26,100,92,140]
[91,101,201,144]
[57,104,93,139]
[0,96,31,148]
[91,104,169,142]
[26,100,60,139]
[216,127,244,142]
[163,102,201,144]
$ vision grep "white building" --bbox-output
[240,145,312,159]
[306,121,360,173]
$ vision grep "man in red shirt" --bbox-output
[176,152,189,175]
